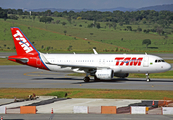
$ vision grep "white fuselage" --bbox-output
[42,53,171,74]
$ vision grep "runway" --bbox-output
[0,65,173,90]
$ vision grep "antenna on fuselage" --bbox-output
[93,49,98,54]
[145,52,147,55]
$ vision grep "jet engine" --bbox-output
[95,69,114,80]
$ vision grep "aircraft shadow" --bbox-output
[32,77,173,84]
[32,77,82,81]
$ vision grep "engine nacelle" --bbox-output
[114,73,129,78]
[95,69,114,80]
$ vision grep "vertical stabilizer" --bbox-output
[11,27,38,55]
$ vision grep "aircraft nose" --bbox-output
[165,63,172,71]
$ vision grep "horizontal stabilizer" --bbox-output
[8,57,28,63]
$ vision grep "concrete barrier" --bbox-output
[167,103,173,107]
[6,107,20,114]
[162,107,173,115]
[73,106,88,114]
[148,108,162,115]
[131,106,146,114]
[0,106,6,114]
[20,106,36,114]
[101,106,116,114]
[88,106,101,114]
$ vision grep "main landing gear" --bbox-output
[83,76,90,82]
[83,76,100,82]
[83,73,90,82]
[146,73,150,82]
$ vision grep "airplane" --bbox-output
[8,27,172,82]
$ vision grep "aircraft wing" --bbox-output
[46,62,97,70]
[46,62,110,70]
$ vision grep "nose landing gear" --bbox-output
[146,73,150,82]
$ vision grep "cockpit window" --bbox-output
[155,59,165,63]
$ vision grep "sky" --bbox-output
[1,0,173,10]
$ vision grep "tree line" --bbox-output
[1,7,173,26]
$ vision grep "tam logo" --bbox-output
[13,30,33,53]
[115,57,143,66]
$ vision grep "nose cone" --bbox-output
[165,63,172,71]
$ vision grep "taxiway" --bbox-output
[0,65,173,90]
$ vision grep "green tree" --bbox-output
[156,27,163,35]
[32,15,36,21]
[119,22,123,26]
[4,44,6,48]
[40,16,54,23]
[137,27,142,32]
[62,22,67,26]
[127,26,132,31]
[67,45,72,51]
[109,23,112,29]
[9,14,18,20]
[96,23,101,29]
[112,22,117,30]
[64,30,67,35]
[67,16,72,24]
[17,9,23,15]
[56,20,60,24]
[142,39,151,49]
[88,23,94,28]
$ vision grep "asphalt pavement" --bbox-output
[0,114,172,120]
[0,65,173,90]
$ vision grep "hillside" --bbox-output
[0,15,173,53]
[138,4,173,11]
[23,4,173,12]
[0,19,122,53]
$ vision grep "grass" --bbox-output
[0,19,124,52]
[128,71,173,79]
[45,91,67,98]
[0,58,20,65]
[0,88,172,100]
[0,17,173,52]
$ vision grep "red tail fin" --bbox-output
[11,27,38,55]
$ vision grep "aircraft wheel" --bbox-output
[146,73,150,82]
[84,77,90,82]
[146,78,150,82]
